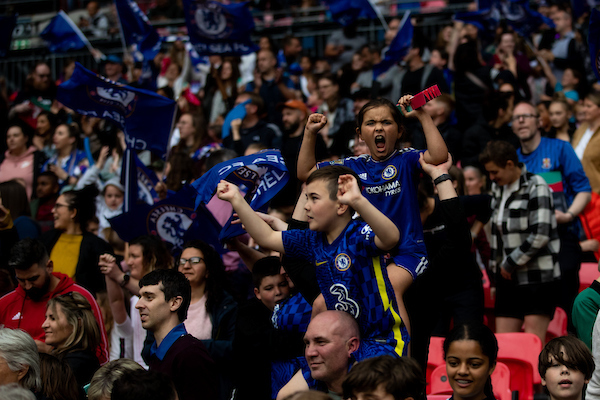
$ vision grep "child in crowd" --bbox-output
[539,336,595,400]
[30,171,59,233]
[342,355,426,400]
[233,256,303,400]
[218,165,406,358]
[297,96,448,340]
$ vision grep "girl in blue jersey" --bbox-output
[297,95,448,334]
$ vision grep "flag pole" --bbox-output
[113,0,130,58]
[59,10,104,62]
[366,0,388,30]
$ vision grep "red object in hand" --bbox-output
[409,85,442,109]
[397,85,442,112]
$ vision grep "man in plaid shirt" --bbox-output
[480,140,561,343]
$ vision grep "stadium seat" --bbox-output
[430,362,512,400]
[427,395,450,400]
[482,267,495,309]
[580,262,599,293]
[496,332,543,400]
[545,307,568,343]
[426,337,446,394]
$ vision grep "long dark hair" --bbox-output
[129,235,173,274]
[61,185,98,232]
[180,240,230,313]
[444,322,498,400]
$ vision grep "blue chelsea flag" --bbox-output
[114,0,162,62]
[56,63,176,158]
[40,10,90,53]
[182,0,258,56]
[373,11,412,78]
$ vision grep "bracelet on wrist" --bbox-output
[433,174,452,186]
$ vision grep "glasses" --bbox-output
[511,114,538,122]
[53,203,70,210]
[179,257,204,266]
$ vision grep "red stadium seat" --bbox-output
[580,262,600,293]
[427,395,450,400]
[496,332,543,400]
[545,307,568,343]
[426,337,446,394]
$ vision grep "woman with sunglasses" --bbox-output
[177,240,237,400]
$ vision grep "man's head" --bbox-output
[32,62,51,92]
[104,55,123,79]
[282,36,302,58]
[235,92,264,119]
[479,141,521,187]
[304,311,360,392]
[552,10,572,35]
[280,100,309,134]
[304,166,362,231]
[87,1,100,16]
[512,102,541,143]
[385,18,401,46]
[252,256,289,311]
[137,269,191,332]
[257,48,277,75]
[342,356,426,400]
[9,238,54,301]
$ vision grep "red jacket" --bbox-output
[0,272,109,364]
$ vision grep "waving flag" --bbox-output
[590,8,600,82]
[182,0,258,56]
[501,0,554,38]
[40,10,91,53]
[372,12,412,79]
[0,14,17,58]
[109,185,225,254]
[57,63,176,158]
[324,0,378,26]
[114,0,162,62]
[192,150,289,241]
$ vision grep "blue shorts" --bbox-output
[391,253,429,281]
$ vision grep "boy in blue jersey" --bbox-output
[217,165,407,359]
[297,96,448,336]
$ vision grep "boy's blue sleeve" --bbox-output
[354,221,382,257]
[282,229,314,260]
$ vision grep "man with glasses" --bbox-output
[8,61,56,129]
[0,238,109,364]
[513,101,591,330]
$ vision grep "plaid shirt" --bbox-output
[490,166,561,285]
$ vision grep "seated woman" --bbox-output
[0,328,42,395]
[444,322,498,400]
[40,185,113,295]
[42,292,101,390]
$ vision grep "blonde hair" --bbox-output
[46,292,100,358]
[87,359,144,400]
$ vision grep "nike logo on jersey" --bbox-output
[316,260,328,266]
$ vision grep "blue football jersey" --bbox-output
[318,149,427,259]
[282,219,409,357]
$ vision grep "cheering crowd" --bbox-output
[2,0,600,399]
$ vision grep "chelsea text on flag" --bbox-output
[182,0,258,56]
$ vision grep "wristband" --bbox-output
[120,271,131,288]
[433,174,452,186]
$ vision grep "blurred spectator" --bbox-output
[0,181,40,240]
[42,124,88,189]
[112,370,178,400]
[78,1,109,38]
[87,359,144,400]
[9,62,56,130]
[0,122,46,199]
[146,0,183,21]
[573,91,600,193]
[316,73,354,148]
[420,94,461,159]
[38,353,79,400]
[0,328,41,394]
[30,172,60,234]
[324,23,367,73]
[33,111,57,158]
[102,55,127,84]
[204,58,241,124]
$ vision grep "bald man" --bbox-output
[277,310,360,399]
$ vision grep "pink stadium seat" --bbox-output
[496,332,543,400]
[481,267,495,309]
[580,262,600,293]
[427,395,450,400]
[430,362,512,400]
[426,337,446,394]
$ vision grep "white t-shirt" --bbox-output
[110,316,134,361]
[131,296,149,369]
[575,128,595,160]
